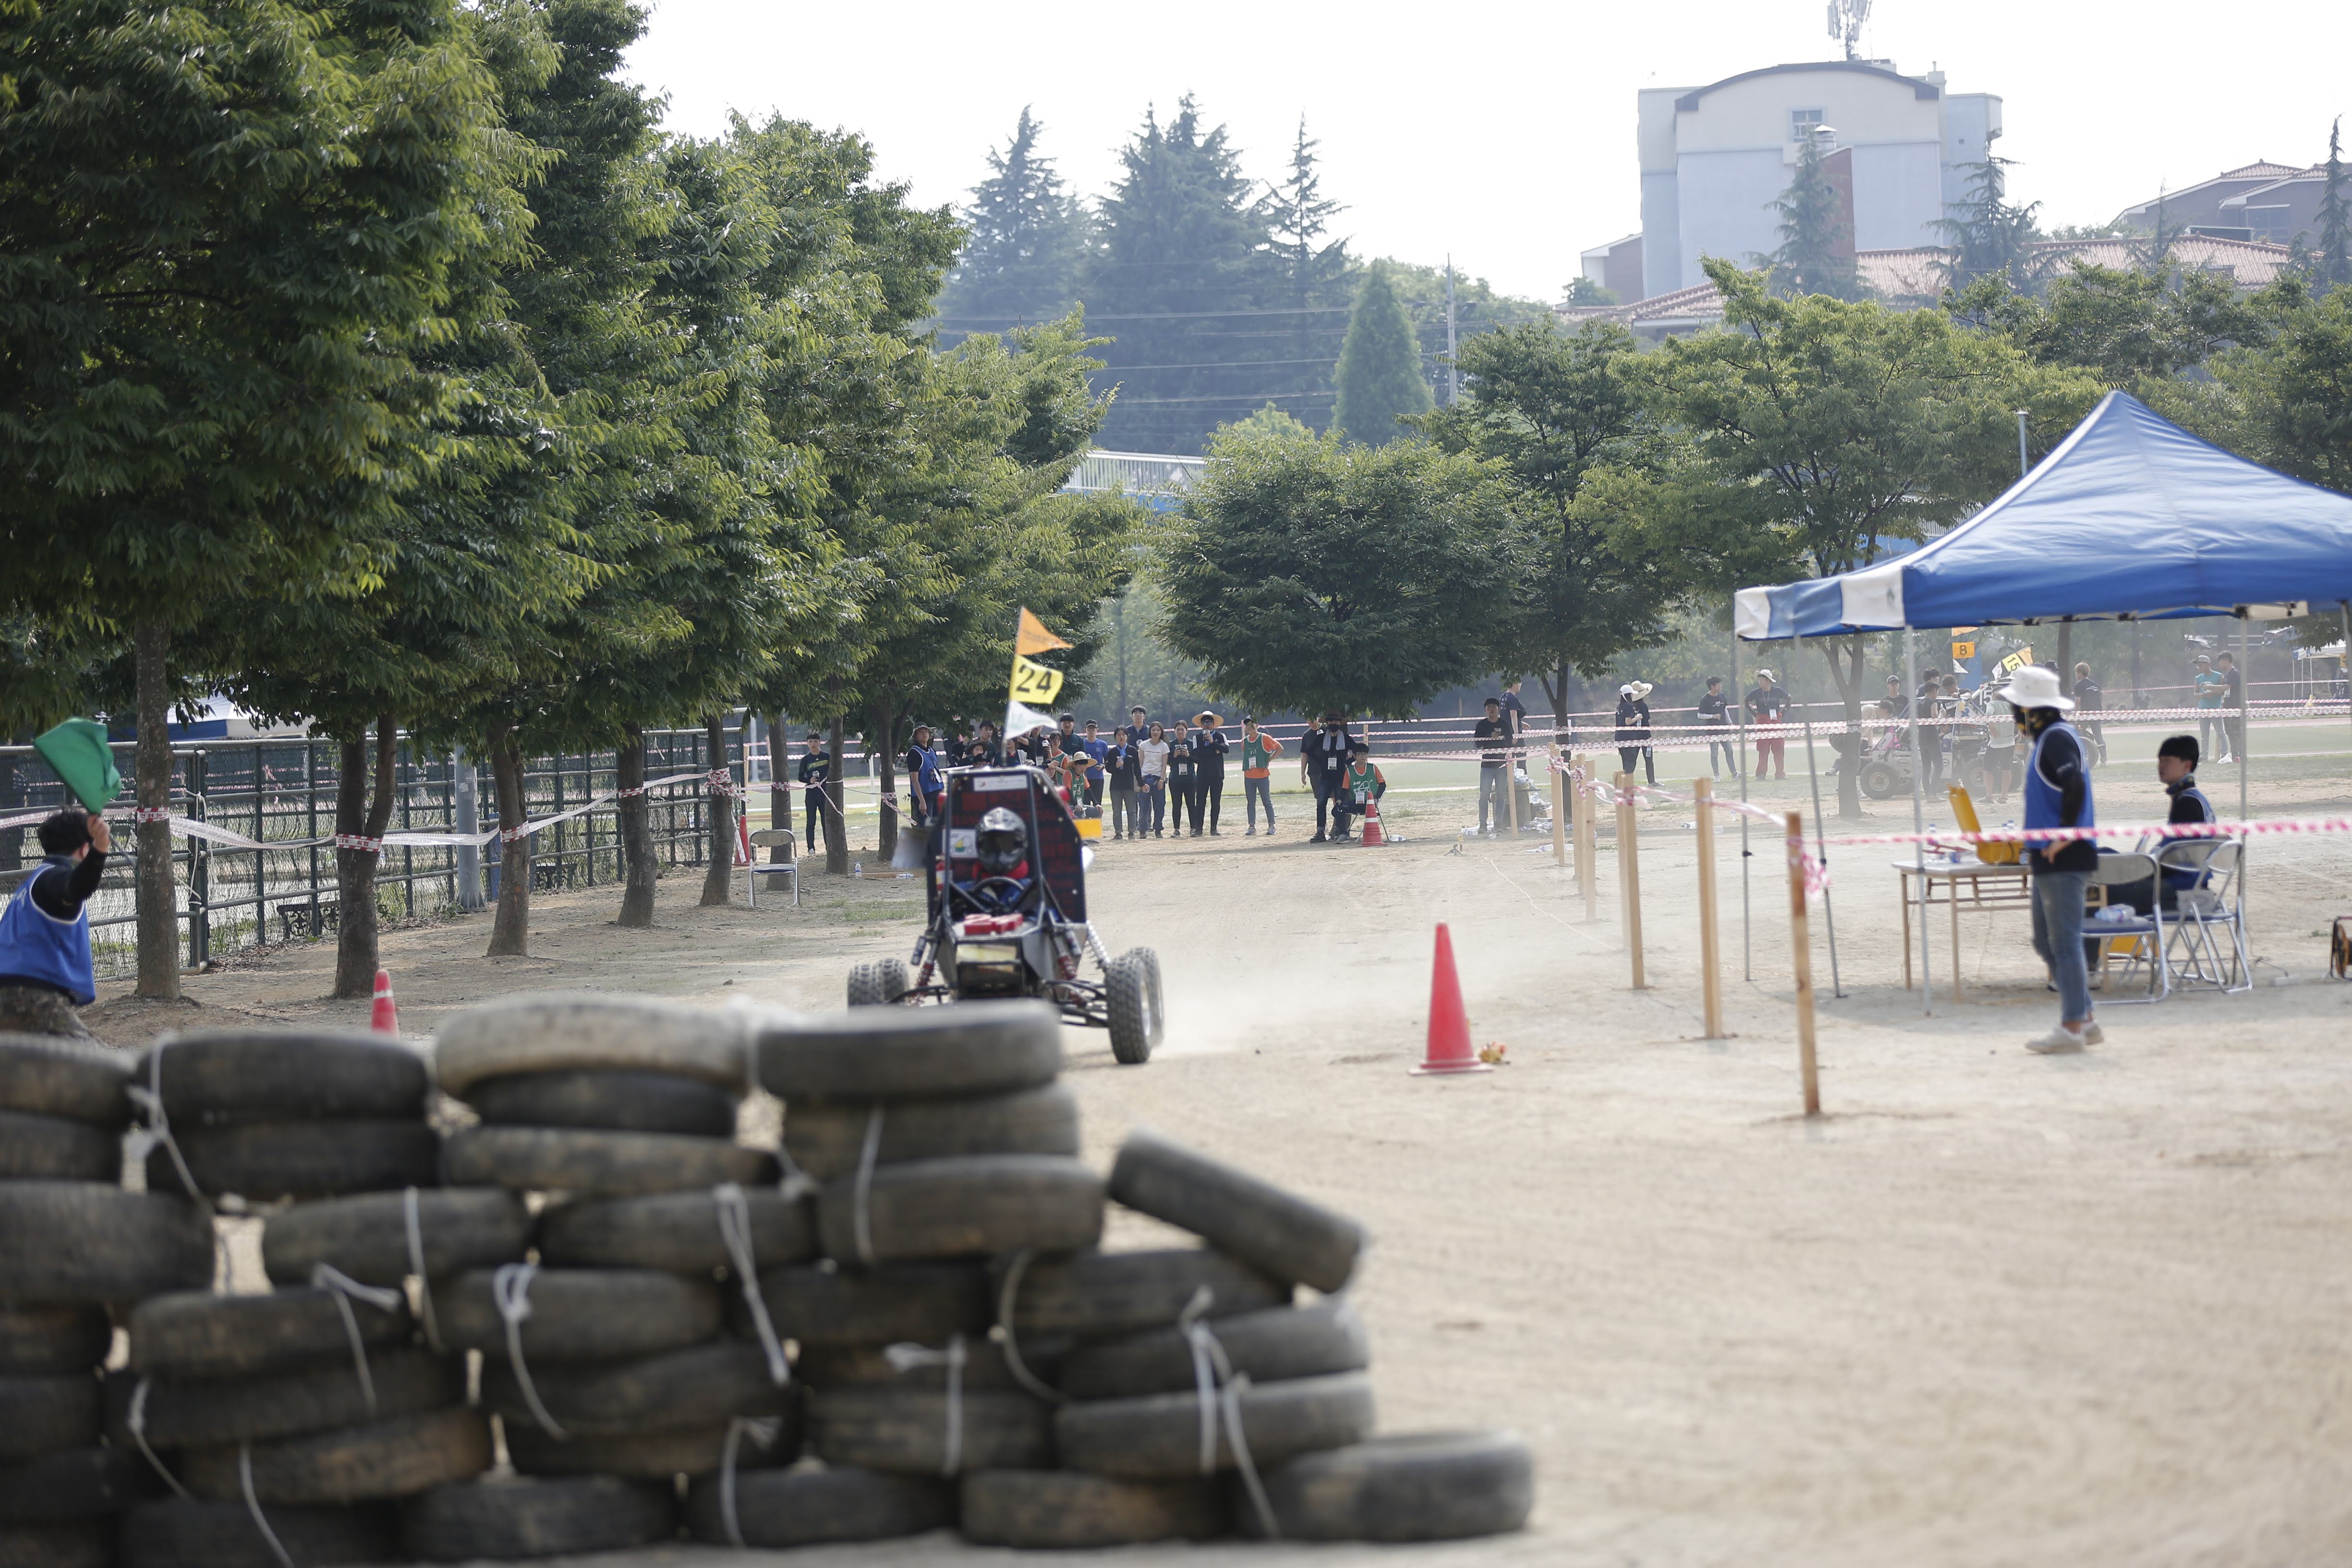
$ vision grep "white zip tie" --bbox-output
[1176,1288,1278,1538]
[307,1264,402,1415]
[717,1414,784,1550]
[991,1250,1066,1405]
[851,1106,885,1267]
[883,1335,966,1476]
[491,1263,566,1438]
[125,1378,192,1499]
[402,1186,444,1352]
[713,1183,789,1386]
[238,1444,296,1568]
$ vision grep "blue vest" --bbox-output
[2024,721,2095,867]
[0,858,97,1006]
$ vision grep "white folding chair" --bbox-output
[745,829,799,908]
[2159,839,2249,992]
[2086,851,2168,1002]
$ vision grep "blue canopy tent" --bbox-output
[1732,390,2352,1007]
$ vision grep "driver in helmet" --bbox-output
[963,805,1034,913]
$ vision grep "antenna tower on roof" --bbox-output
[1826,0,1870,61]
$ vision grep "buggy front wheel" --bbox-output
[848,959,910,1007]
[1105,948,1164,1065]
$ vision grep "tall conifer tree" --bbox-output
[1763,135,1864,300]
[1333,265,1432,445]
[936,108,1087,328]
[2317,117,2351,293]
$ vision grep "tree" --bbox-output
[0,0,517,996]
[1760,134,1864,301]
[1265,118,1352,429]
[2317,118,2351,293]
[935,107,1088,329]
[1562,277,1618,306]
[1417,318,1678,728]
[2207,280,2352,494]
[1933,131,2046,292]
[1153,431,1519,717]
[1655,261,2098,815]
[1333,265,1431,444]
[1949,262,2285,391]
[1218,403,1315,442]
[1082,97,1282,453]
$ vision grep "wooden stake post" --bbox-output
[1575,755,1596,920]
[1616,772,1646,989]
[1786,810,1821,1116]
[1549,747,1568,870]
[1695,777,1723,1038]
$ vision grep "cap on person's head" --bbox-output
[1059,713,1074,724]
[1243,714,1257,725]
[1130,705,1145,715]
[1084,719,1097,729]
[2195,654,2212,665]
[1886,675,1902,686]
[37,809,93,857]
[1757,668,1775,682]
[2158,734,2199,766]
[1323,711,1344,724]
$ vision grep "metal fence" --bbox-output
[0,727,740,981]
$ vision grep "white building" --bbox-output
[1633,60,2001,299]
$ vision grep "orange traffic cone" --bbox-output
[1411,924,1491,1076]
[1359,797,1385,846]
[370,969,399,1034]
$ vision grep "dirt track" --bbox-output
[84,758,2352,1566]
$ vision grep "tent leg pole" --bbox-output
[1802,711,1843,998]
[2238,612,2252,926]
[1907,628,1931,1016]
[1735,612,1751,982]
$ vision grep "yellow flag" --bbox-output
[1010,654,1065,707]
[1016,608,1072,656]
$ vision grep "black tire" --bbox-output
[0,1374,98,1462]
[0,1519,110,1568]
[179,1407,492,1507]
[260,1188,529,1290]
[121,1347,459,1450]
[0,1183,214,1306]
[845,963,885,1008]
[682,1465,953,1548]
[1105,948,1161,1065]
[1955,758,1991,800]
[1056,1296,1370,1400]
[756,1001,1060,1101]
[752,1262,989,1349]
[136,1031,427,1122]
[0,1447,159,1526]
[0,1111,117,1182]
[0,1037,131,1125]
[1860,760,1900,800]
[441,1124,776,1197]
[146,1118,440,1204]
[431,993,752,1097]
[874,957,910,1001]
[399,1475,676,1563]
[1242,1430,1535,1542]
[783,1082,1080,1181]
[129,1287,409,1382]
[503,1406,802,1481]
[995,1246,1288,1341]
[814,1155,1102,1265]
[806,1385,1053,1475]
[795,1337,1062,1393]
[481,1341,790,1439]
[534,1186,814,1273]
[121,1498,396,1568]
[0,1306,110,1376]
[1055,1371,1377,1481]
[436,1268,718,1362]
[960,1468,1226,1549]
[461,1069,738,1137]
[1108,1129,1367,1294]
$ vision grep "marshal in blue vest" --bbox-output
[0,858,98,1006]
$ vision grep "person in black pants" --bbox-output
[795,733,831,853]
[1301,713,1353,841]
[1165,717,1195,835]
[1189,712,1229,835]
[1613,682,1656,786]
[1696,676,1739,778]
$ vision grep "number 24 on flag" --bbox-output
[1010,655,1064,704]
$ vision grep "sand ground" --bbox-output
[81,741,2352,1567]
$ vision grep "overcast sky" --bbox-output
[625,0,2351,303]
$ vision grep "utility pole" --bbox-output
[1444,256,1460,406]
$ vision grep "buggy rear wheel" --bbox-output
[847,960,911,1008]
[1858,760,1901,800]
[1104,949,1164,1067]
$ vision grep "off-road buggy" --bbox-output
[845,764,1165,1064]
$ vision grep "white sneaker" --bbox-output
[2025,1025,2087,1054]
[2080,1021,2104,1045]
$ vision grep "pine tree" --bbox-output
[2317,117,2351,293]
[1933,130,2045,292]
[1267,119,1351,428]
[1084,97,1280,454]
[1333,264,1433,445]
[936,107,1087,328]
[1763,135,1864,300]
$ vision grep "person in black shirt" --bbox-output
[794,734,831,852]
[1747,669,1789,779]
[1188,713,1229,836]
[1103,734,1141,839]
[1696,676,1738,778]
[0,809,109,1036]
[2072,663,2106,765]
[1612,682,1655,786]
[1302,713,1353,842]
[1123,706,1150,751]
[1165,718,1196,832]
[1473,698,1511,835]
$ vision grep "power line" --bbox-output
[1090,357,1337,372]
[1112,391,1336,405]
[935,305,1352,323]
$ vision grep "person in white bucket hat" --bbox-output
[1613,682,1656,786]
[1998,663,2102,1054]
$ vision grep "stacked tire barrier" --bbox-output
[2,995,1531,1563]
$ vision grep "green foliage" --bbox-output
[1333,265,1432,445]
[1562,277,1618,306]
[1947,262,2287,392]
[1154,432,1518,717]
[1760,135,1865,301]
[1374,259,1560,384]
[1933,132,2047,293]
[2318,118,2351,293]
[935,107,1089,328]
[1216,403,1315,443]
[2195,280,2352,494]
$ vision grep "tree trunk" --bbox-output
[699,714,734,907]
[485,725,531,956]
[1822,636,1865,819]
[616,725,656,927]
[331,717,399,998]
[133,621,179,998]
[765,713,791,864]
[823,716,849,874]
[2055,621,2073,684]
[871,704,898,863]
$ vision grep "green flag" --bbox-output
[33,719,123,811]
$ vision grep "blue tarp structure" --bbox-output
[1734,391,2352,640]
